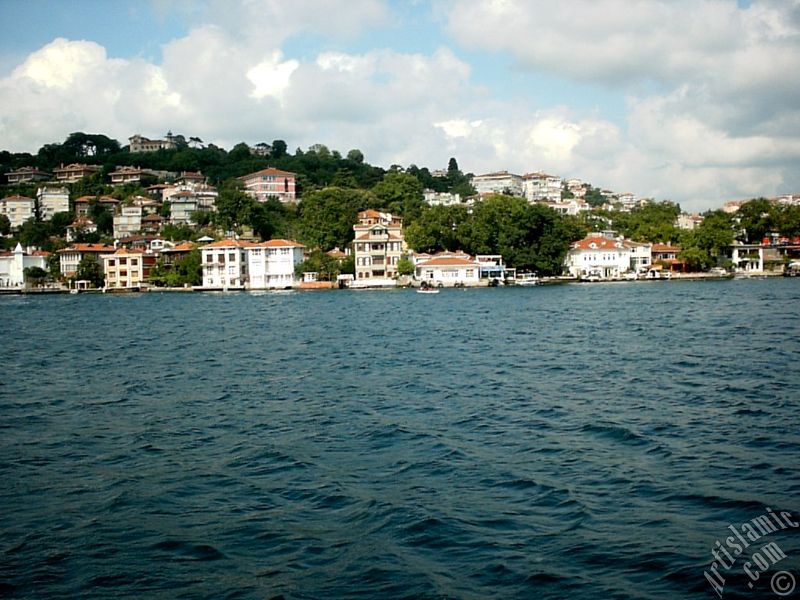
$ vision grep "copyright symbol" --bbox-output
[771,571,796,597]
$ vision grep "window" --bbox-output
[131,259,138,266]
[229,253,236,262]
[206,254,213,263]
[119,258,127,266]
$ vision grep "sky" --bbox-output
[1,0,799,212]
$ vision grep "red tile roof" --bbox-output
[239,168,296,179]
[572,237,625,251]
[260,239,305,248]
[202,239,258,248]
[58,243,115,253]
[651,244,682,253]
[418,256,477,267]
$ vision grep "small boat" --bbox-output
[515,274,541,286]
[417,287,440,294]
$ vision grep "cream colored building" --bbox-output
[353,210,405,286]
[36,185,70,221]
[101,247,156,289]
[0,195,36,229]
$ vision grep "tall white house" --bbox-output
[247,239,306,289]
[37,186,70,221]
[200,239,255,289]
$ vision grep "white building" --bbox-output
[564,234,632,279]
[200,239,255,289]
[675,213,704,230]
[246,239,306,289]
[543,199,591,216]
[165,186,217,225]
[415,251,481,287]
[113,206,143,239]
[0,195,36,229]
[471,171,523,197]
[36,185,70,221]
[423,190,463,206]
[624,241,652,272]
[129,133,178,153]
[522,172,562,203]
[58,243,116,278]
[0,243,49,288]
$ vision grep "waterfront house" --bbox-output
[0,243,49,288]
[239,168,297,203]
[36,185,70,221]
[53,163,102,183]
[0,195,36,229]
[415,251,481,287]
[623,240,652,273]
[651,244,683,272]
[58,243,115,277]
[246,239,306,289]
[352,210,405,286]
[101,247,156,290]
[199,239,256,289]
[5,166,50,184]
[160,242,196,268]
[564,234,631,279]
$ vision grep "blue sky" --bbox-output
[1,0,798,211]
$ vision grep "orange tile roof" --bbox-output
[572,237,626,251]
[1,195,35,201]
[652,244,682,253]
[239,167,296,178]
[260,239,305,248]
[418,256,477,267]
[202,239,258,248]
[58,243,115,253]
[162,242,196,252]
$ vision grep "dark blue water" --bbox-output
[1,280,799,599]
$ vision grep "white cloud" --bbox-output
[0,1,798,211]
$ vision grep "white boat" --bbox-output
[515,274,541,286]
[416,287,440,294]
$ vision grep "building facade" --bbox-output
[247,239,306,289]
[128,133,178,153]
[471,171,523,197]
[200,239,255,289]
[113,206,143,239]
[0,195,36,229]
[53,163,102,183]
[564,234,632,279]
[415,252,481,286]
[239,168,297,203]
[58,243,115,277]
[101,247,156,289]
[0,243,49,288]
[5,167,50,184]
[36,185,70,221]
[522,172,562,203]
[353,210,405,284]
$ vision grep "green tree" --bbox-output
[271,140,288,158]
[346,149,364,164]
[23,266,48,287]
[397,255,415,276]
[294,249,342,280]
[214,180,255,232]
[75,255,104,287]
[0,214,10,235]
[48,252,61,280]
[298,187,377,250]
[737,198,774,243]
[372,171,424,223]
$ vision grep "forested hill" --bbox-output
[0,132,474,195]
